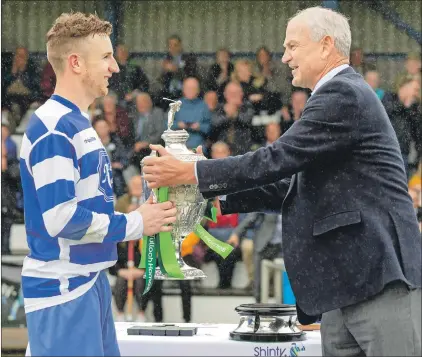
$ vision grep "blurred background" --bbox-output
[1,0,421,354]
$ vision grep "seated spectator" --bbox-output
[255,46,292,112]
[40,61,56,103]
[227,211,283,302]
[88,98,103,119]
[172,77,211,150]
[382,75,421,177]
[108,44,149,105]
[205,48,234,92]
[3,46,40,132]
[280,89,309,133]
[111,175,163,322]
[264,122,281,145]
[2,122,17,160]
[204,91,218,113]
[364,69,385,101]
[1,123,21,254]
[406,52,421,76]
[349,47,370,75]
[222,59,267,114]
[98,93,134,148]
[182,53,202,84]
[92,117,129,197]
[160,34,188,102]
[394,52,421,90]
[408,162,422,231]
[129,92,166,172]
[409,161,422,190]
[205,142,242,289]
[209,82,255,155]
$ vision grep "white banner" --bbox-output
[116,323,322,356]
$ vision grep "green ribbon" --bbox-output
[156,186,184,279]
[194,224,233,258]
[140,234,157,295]
[139,187,233,292]
[204,201,218,223]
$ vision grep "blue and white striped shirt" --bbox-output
[19,95,144,313]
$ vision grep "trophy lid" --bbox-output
[235,303,297,316]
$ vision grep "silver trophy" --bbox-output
[141,99,208,280]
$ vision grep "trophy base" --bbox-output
[153,264,207,280]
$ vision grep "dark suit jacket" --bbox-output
[196,67,422,322]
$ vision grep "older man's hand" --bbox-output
[142,144,198,188]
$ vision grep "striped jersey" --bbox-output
[19,95,144,313]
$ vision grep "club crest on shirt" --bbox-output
[97,150,114,202]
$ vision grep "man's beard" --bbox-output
[83,72,107,97]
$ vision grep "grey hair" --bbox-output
[289,6,351,58]
[135,92,152,102]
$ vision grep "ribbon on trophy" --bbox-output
[139,187,234,295]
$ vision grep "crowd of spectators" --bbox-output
[1,36,421,321]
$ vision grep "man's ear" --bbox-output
[68,53,83,74]
[321,35,335,59]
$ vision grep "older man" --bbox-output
[143,7,421,356]
[123,92,167,178]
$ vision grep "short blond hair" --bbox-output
[46,12,112,73]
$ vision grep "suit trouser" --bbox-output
[321,281,421,357]
[254,243,282,303]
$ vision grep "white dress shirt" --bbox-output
[311,64,349,96]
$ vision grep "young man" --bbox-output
[20,13,177,356]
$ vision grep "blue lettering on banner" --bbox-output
[253,346,287,356]
[253,343,306,357]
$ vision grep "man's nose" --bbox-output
[281,51,291,64]
[111,57,120,73]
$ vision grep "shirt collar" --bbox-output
[50,94,90,119]
[311,64,349,96]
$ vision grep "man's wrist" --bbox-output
[182,161,198,184]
